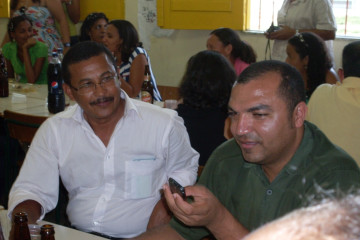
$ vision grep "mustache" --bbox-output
[235,133,261,142]
[90,96,114,105]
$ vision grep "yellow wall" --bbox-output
[79,0,124,21]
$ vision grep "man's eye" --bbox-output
[227,111,237,117]
[79,82,93,89]
[253,113,267,118]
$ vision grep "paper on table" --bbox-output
[11,93,27,103]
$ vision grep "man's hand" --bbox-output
[163,184,225,228]
[163,184,249,240]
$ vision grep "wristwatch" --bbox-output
[63,42,71,47]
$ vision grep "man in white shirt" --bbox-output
[8,41,199,238]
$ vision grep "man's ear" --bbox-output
[63,83,75,101]
[338,68,344,83]
[293,101,307,128]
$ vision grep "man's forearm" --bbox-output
[11,200,42,224]
[207,205,249,240]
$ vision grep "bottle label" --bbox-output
[50,81,63,94]
[141,91,152,103]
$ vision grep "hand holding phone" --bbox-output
[168,177,186,200]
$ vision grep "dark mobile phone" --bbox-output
[169,177,186,200]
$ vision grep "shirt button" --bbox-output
[266,189,272,195]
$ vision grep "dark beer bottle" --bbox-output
[13,212,31,240]
[40,224,55,240]
[47,51,65,113]
[0,49,9,98]
[141,65,154,103]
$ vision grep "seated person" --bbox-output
[176,50,236,166]
[286,32,339,99]
[103,20,162,101]
[207,27,256,76]
[3,15,48,84]
[244,192,360,240]
[79,12,108,43]
[307,40,360,166]
[7,41,198,239]
[132,60,360,240]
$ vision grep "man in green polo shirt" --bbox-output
[132,60,360,240]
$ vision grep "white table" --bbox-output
[0,81,74,117]
[0,209,107,240]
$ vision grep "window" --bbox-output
[157,0,249,30]
[249,0,360,38]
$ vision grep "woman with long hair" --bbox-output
[79,12,108,43]
[177,50,236,166]
[207,28,257,76]
[103,20,161,101]
[286,32,339,98]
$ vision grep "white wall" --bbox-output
[0,0,357,87]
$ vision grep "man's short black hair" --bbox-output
[236,60,306,115]
[62,41,117,85]
[342,41,360,78]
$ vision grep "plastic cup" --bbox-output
[28,224,41,240]
[164,99,178,109]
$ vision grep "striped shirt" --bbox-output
[119,47,162,101]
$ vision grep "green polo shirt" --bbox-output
[170,121,360,239]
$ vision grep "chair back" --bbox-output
[3,110,47,145]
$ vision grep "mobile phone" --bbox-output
[168,177,186,200]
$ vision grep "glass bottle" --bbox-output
[47,51,65,113]
[13,212,31,240]
[141,65,154,103]
[0,49,9,98]
[40,224,55,240]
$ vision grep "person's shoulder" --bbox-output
[2,42,16,57]
[308,83,335,103]
[306,121,359,171]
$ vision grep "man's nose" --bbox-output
[233,114,252,136]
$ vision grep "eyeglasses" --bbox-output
[69,74,118,95]
[296,33,309,49]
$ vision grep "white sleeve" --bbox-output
[314,0,337,30]
[163,112,199,187]
[8,119,60,220]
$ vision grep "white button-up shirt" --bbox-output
[8,90,199,238]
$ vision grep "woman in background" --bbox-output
[103,20,162,101]
[3,15,48,84]
[176,50,236,166]
[207,28,256,76]
[6,0,71,54]
[286,32,339,99]
[79,12,108,43]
